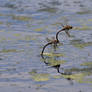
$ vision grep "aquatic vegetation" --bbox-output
[29,70,50,82]
[62,60,92,84]
[34,28,45,31]
[38,7,58,13]
[70,39,84,43]
[29,69,62,81]
[62,73,91,84]
[81,61,92,67]
[71,42,92,49]
[88,19,92,22]
[76,10,92,15]
[11,15,32,21]
[52,22,63,26]
[29,71,62,81]
[13,33,21,37]
[62,71,92,84]
[74,26,92,30]
[42,52,65,57]
[64,67,92,73]
[0,21,3,24]
[46,58,66,66]
[0,13,4,16]
[62,73,85,82]
[0,49,24,53]
[52,75,62,79]
[31,73,50,82]
[29,68,92,83]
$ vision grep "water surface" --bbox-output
[0,0,92,92]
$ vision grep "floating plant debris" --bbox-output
[11,15,32,21]
[81,61,92,67]
[0,49,24,53]
[70,40,92,49]
[31,73,50,82]
[42,52,65,57]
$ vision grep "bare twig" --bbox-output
[41,25,73,56]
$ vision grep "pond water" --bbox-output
[0,0,92,92]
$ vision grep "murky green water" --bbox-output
[0,0,92,92]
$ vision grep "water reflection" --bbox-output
[0,58,2,60]
[41,49,71,75]
[41,54,61,73]
[41,49,92,84]
[41,51,74,85]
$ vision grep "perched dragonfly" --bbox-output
[56,24,73,39]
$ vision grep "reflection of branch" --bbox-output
[41,54,61,73]
[0,58,2,60]
[41,55,73,75]
[41,54,74,85]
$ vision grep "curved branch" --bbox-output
[41,42,52,57]
[56,29,64,42]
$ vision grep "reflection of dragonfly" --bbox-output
[41,24,73,56]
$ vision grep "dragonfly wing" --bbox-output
[65,30,71,37]
[46,38,51,42]
[61,23,64,27]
